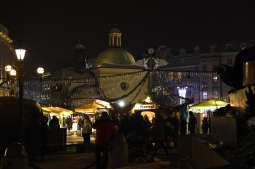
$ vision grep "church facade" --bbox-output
[51,28,150,109]
[0,25,16,96]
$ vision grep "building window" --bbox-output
[202,91,208,100]
[169,72,173,81]
[177,72,182,80]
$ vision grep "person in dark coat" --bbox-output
[93,112,115,169]
[152,113,168,157]
[40,115,48,160]
[49,116,60,129]
[171,112,179,147]
[202,117,209,135]
[188,111,197,134]
[66,116,72,131]
[82,115,92,144]
[180,115,187,135]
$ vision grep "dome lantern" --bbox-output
[109,27,122,48]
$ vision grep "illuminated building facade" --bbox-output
[0,24,16,96]
[153,45,238,104]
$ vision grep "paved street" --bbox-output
[34,151,184,169]
[66,135,95,145]
[35,152,95,169]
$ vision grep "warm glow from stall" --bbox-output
[141,111,155,122]
[144,96,152,103]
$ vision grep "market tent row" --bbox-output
[42,106,74,128]
[189,99,229,113]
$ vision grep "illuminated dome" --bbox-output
[96,48,135,65]
[95,27,136,66]
[110,27,121,33]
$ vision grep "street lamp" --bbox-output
[5,65,12,72]
[10,69,16,77]
[9,69,17,96]
[15,48,26,141]
[37,67,44,104]
[119,101,125,107]
[37,67,44,75]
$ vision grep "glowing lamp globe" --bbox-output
[10,69,16,76]
[37,67,44,75]
[119,101,125,107]
[5,65,12,72]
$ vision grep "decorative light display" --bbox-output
[178,87,187,104]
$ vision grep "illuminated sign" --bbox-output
[133,103,157,110]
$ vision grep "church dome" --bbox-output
[95,48,136,65]
[95,27,136,66]
[110,27,121,33]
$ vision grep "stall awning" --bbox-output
[74,99,112,114]
[189,99,229,110]
[42,106,73,115]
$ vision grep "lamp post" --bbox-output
[15,48,26,140]
[37,67,44,105]
[9,69,17,96]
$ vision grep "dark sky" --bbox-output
[1,0,255,74]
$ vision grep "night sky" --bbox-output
[1,0,254,74]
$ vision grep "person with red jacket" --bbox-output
[93,112,115,169]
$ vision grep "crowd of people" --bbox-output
[90,109,212,169]
[22,109,211,169]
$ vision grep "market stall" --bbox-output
[189,99,229,134]
[189,99,229,113]
[75,99,112,119]
[130,99,159,122]
[42,106,74,128]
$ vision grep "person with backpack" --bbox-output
[82,115,92,145]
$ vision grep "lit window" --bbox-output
[169,72,173,81]
[177,72,182,80]
[203,91,208,100]
[213,75,218,82]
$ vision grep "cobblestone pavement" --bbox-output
[35,152,95,169]
[66,135,95,145]
[32,148,193,169]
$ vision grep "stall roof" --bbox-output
[42,106,73,115]
[189,99,229,110]
[75,104,97,113]
[74,99,111,114]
